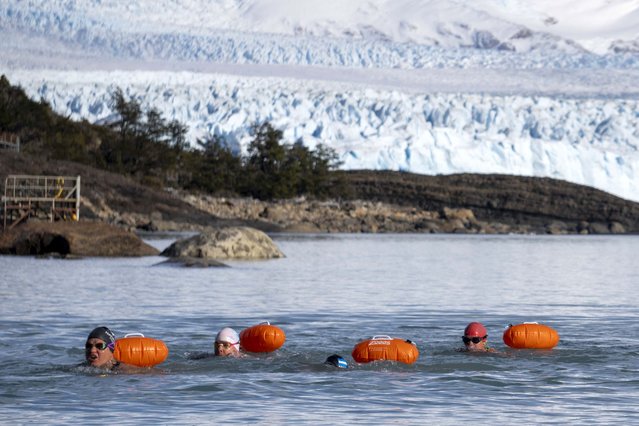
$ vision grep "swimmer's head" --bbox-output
[325,354,348,368]
[86,326,116,351]
[85,326,117,368]
[462,322,488,351]
[463,322,487,338]
[214,327,240,357]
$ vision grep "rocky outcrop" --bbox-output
[0,221,159,257]
[180,195,508,233]
[171,190,639,235]
[339,170,639,234]
[3,153,639,235]
[161,226,285,260]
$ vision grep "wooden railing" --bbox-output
[2,175,81,230]
[0,132,20,152]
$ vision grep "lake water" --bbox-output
[1,234,638,424]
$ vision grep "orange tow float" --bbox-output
[240,322,286,353]
[352,335,419,364]
[503,323,560,349]
[113,333,169,367]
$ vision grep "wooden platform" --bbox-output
[2,175,81,230]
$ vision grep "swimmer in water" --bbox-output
[85,326,120,369]
[460,322,496,352]
[325,354,349,368]
[214,327,241,357]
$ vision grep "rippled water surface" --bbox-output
[1,234,638,424]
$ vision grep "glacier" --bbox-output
[9,69,639,202]
[1,0,639,201]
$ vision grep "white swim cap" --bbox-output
[215,327,239,345]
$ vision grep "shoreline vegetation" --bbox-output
[2,75,639,236]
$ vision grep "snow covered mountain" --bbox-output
[2,0,639,201]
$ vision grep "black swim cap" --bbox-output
[325,354,348,368]
[87,326,116,351]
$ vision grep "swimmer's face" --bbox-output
[214,340,240,357]
[462,335,488,351]
[85,338,115,368]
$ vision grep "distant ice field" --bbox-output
[2,0,639,201]
[6,67,639,202]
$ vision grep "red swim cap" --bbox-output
[464,322,487,337]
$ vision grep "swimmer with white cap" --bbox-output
[214,327,241,357]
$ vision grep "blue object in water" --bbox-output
[325,354,348,369]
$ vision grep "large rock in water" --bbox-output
[0,221,159,257]
[161,226,284,260]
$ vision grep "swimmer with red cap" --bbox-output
[461,322,495,352]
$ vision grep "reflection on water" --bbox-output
[1,234,638,424]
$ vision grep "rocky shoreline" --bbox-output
[0,221,159,257]
[111,191,631,236]
[2,152,639,235]
[175,195,511,234]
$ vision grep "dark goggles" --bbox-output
[85,342,109,351]
[462,335,487,345]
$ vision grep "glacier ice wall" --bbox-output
[10,70,639,202]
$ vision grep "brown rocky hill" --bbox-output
[339,170,639,233]
[2,151,638,234]
[0,151,274,232]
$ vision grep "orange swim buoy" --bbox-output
[239,322,286,353]
[352,335,419,364]
[113,333,169,367]
[503,323,560,349]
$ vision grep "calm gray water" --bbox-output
[1,234,638,424]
